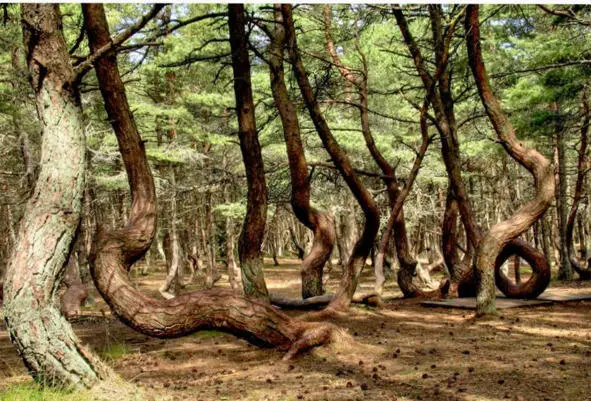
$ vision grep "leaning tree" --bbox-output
[86,1,338,360]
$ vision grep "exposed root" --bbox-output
[283,322,344,360]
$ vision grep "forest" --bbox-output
[0,3,590,401]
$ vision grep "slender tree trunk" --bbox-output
[3,4,111,388]
[283,4,380,309]
[567,89,590,279]
[224,185,239,289]
[60,231,89,317]
[160,167,181,298]
[268,7,335,298]
[228,5,269,301]
[555,115,573,280]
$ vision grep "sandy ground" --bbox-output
[0,259,590,401]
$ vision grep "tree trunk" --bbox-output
[85,3,337,357]
[228,4,269,301]
[555,118,573,280]
[3,4,111,388]
[224,185,239,289]
[267,8,336,298]
[465,5,555,316]
[283,4,380,310]
[60,232,89,318]
[567,89,590,279]
[159,167,181,298]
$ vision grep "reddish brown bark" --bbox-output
[228,5,270,300]
[322,5,421,297]
[268,6,336,298]
[466,5,555,315]
[495,239,550,299]
[85,3,336,356]
[283,4,380,310]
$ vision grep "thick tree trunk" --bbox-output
[228,5,269,301]
[3,4,111,388]
[466,5,555,316]
[283,5,380,310]
[268,7,336,298]
[85,3,336,357]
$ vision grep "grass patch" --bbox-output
[100,343,132,361]
[0,378,160,401]
[0,383,90,401]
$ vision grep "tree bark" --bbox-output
[228,4,269,301]
[3,4,111,388]
[159,167,181,298]
[322,5,421,297]
[282,4,380,310]
[60,232,89,318]
[268,6,336,299]
[465,5,555,316]
[85,3,336,357]
[567,88,590,279]
[555,113,573,280]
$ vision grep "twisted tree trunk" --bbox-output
[465,5,555,316]
[322,5,421,297]
[268,6,335,299]
[85,3,336,357]
[283,4,380,310]
[3,4,111,388]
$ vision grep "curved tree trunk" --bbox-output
[567,88,590,279]
[3,4,111,388]
[228,5,269,301]
[84,3,336,357]
[283,5,380,310]
[268,6,336,299]
[465,5,555,316]
[323,5,422,297]
[394,6,482,298]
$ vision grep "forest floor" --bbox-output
[0,259,590,401]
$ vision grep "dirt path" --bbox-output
[1,261,590,401]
